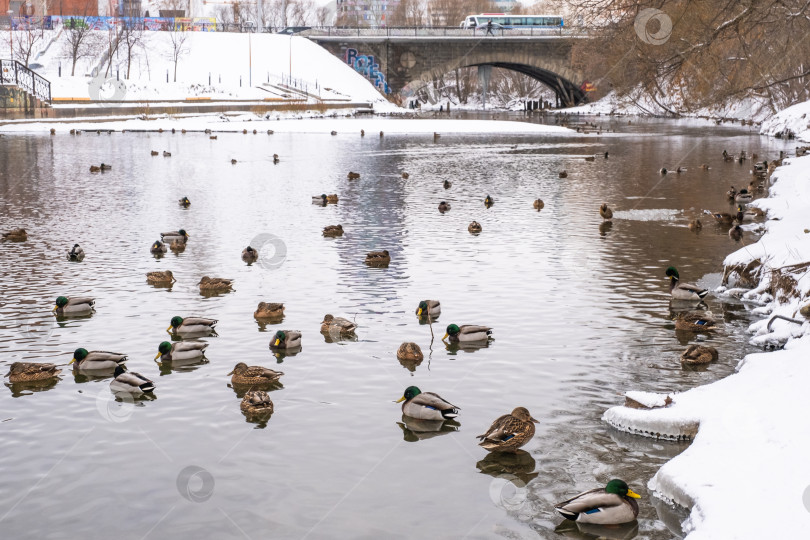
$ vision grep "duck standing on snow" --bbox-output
[555,479,641,525]
[665,267,708,300]
[477,407,538,452]
[396,386,459,421]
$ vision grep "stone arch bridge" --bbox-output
[306,30,589,106]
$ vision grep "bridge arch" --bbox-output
[400,51,586,106]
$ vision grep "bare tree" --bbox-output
[167,29,189,82]
[103,27,121,77]
[568,0,810,113]
[13,27,42,67]
[390,0,427,26]
[120,22,143,79]
[63,19,97,76]
[314,5,333,26]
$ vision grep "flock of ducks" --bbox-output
[4,132,784,528]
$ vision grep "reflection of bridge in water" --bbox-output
[304,27,589,106]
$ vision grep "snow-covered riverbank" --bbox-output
[603,154,810,538]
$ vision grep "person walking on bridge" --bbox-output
[486,19,494,36]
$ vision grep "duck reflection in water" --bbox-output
[397,416,460,442]
[554,519,639,539]
[5,378,60,397]
[475,449,539,486]
[599,221,613,237]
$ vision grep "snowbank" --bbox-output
[2,30,397,112]
[603,155,810,538]
[565,89,774,123]
[760,100,810,142]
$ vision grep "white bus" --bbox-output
[460,14,564,29]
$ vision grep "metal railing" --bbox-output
[302,25,585,38]
[0,59,52,103]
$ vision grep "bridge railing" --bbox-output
[301,26,585,38]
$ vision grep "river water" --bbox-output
[0,115,790,539]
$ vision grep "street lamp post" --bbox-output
[8,10,13,61]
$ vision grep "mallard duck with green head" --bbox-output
[178,197,190,207]
[269,330,301,350]
[53,296,95,316]
[155,341,208,363]
[665,267,709,300]
[167,316,217,334]
[555,479,641,525]
[5,362,61,383]
[416,300,441,318]
[161,229,189,244]
[443,323,492,343]
[228,362,284,386]
[150,240,167,254]
[477,407,538,452]
[110,365,155,395]
[484,195,494,208]
[396,386,459,421]
[70,349,127,370]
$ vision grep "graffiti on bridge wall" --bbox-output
[345,48,390,95]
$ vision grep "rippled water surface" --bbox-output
[0,116,790,539]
